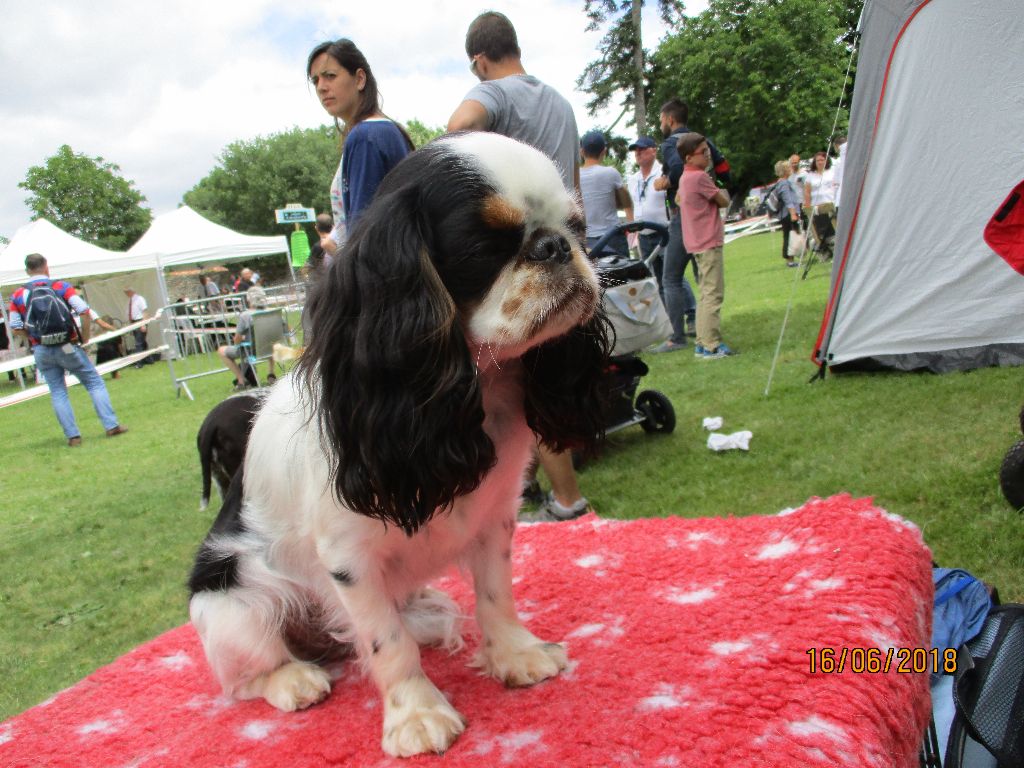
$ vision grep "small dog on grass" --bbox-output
[195,391,264,511]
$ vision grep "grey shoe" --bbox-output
[536,492,589,521]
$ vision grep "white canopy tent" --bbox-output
[2,208,293,366]
[813,0,1024,373]
[126,206,290,271]
[0,219,145,286]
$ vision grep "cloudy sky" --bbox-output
[1,0,709,241]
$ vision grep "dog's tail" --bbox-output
[198,423,215,511]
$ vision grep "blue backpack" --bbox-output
[24,280,76,346]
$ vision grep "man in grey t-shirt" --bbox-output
[447,15,578,194]
[447,11,589,523]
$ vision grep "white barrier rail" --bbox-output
[0,345,169,409]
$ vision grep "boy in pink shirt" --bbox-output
[676,132,733,358]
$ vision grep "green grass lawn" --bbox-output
[2,230,1022,719]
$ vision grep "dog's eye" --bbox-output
[567,215,586,243]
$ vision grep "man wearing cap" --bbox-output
[579,130,633,256]
[626,136,669,269]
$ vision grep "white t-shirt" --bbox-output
[580,164,625,238]
[805,169,837,207]
[627,161,668,232]
[128,294,148,322]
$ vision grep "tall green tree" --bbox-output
[19,145,152,250]
[405,119,444,149]
[577,0,686,134]
[184,126,338,237]
[649,0,861,194]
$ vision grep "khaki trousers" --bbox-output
[694,246,724,350]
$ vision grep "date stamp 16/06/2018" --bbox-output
[806,647,957,674]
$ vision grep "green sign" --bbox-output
[275,206,316,224]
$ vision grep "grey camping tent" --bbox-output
[813,0,1024,373]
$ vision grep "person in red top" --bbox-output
[8,253,127,446]
[676,133,734,359]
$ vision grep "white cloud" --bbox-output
[1,0,707,239]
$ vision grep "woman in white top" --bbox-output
[803,151,837,208]
[803,151,838,257]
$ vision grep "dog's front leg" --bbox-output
[328,569,466,757]
[467,516,568,686]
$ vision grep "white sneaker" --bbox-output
[538,492,589,521]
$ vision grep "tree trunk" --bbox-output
[631,0,646,133]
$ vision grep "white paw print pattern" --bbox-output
[565,615,626,646]
[572,550,623,577]
[239,720,276,741]
[660,582,722,606]
[636,683,695,712]
[470,729,547,763]
[77,709,130,737]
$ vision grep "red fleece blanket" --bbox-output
[1,495,933,768]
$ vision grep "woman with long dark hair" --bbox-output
[308,39,414,258]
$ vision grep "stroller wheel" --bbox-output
[637,390,675,434]
[999,440,1024,511]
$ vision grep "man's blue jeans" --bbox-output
[661,209,697,344]
[33,344,119,438]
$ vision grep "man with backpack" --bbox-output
[7,253,127,446]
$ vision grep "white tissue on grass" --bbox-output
[707,430,752,451]
[702,416,724,431]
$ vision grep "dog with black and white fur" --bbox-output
[188,132,611,757]
[196,390,265,511]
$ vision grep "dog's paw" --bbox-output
[473,639,569,687]
[259,661,332,712]
[381,675,466,757]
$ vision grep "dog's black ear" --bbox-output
[522,306,613,455]
[300,179,495,536]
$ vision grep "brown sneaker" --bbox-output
[106,425,128,437]
[67,436,82,447]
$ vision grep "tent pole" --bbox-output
[153,254,182,396]
[285,232,297,283]
[766,28,860,392]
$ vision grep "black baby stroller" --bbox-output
[587,220,677,441]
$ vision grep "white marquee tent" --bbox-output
[813,0,1024,373]
[1,208,292,352]
[126,206,290,270]
[0,219,144,286]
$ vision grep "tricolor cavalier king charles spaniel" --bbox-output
[188,132,611,757]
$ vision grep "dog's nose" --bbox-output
[527,234,574,264]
